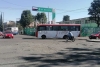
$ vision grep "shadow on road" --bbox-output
[22,38,64,40]
[22,38,36,39]
[18,48,100,67]
[0,38,12,39]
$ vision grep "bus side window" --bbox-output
[46,26,50,31]
[38,26,46,31]
[60,26,68,31]
[52,26,59,31]
[49,26,53,31]
[69,26,76,31]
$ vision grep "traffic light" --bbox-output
[32,6,38,11]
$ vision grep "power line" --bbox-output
[57,7,88,14]
[0,0,30,7]
[0,7,30,10]
[55,7,88,11]
[0,6,89,14]
[0,0,89,12]
[57,11,88,15]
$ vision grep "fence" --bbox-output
[81,27,100,37]
[80,23,100,37]
[24,27,36,36]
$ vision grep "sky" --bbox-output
[0,0,93,22]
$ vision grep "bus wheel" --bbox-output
[63,35,67,39]
[41,35,46,39]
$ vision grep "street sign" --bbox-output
[32,6,52,12]
[32,6,56,23]
[38,7,52,12]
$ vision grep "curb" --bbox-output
[86,39,100,42]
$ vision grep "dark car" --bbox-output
[89,32,100,39]
[3,31,14,38]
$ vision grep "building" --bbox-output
[7,21,16,25]
[57,17,95,24]
[3,22,7,28]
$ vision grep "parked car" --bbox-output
[89,32,100,39]
[3,31,14,38]
[0,31,3,36]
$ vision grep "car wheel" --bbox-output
[96,37,99,39]
[89,36,92,39]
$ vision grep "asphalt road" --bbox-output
[0,35,100,67]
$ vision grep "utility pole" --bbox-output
[52,9,55,24]
[1,12,4,32]
[48,6,49,23]
[2,12,4,32]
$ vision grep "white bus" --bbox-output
[36,24,81,39]
[5,27,19,35]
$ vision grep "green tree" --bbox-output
[63,15,70,22]
[20,10,33,28]
[36,13,41,22]
[16,23,23,31]
[36,13,47,24]
[88,0,100,27]
[32,15,36,21]
[40,13,47,24]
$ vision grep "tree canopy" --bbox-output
[88,0,100,27]
[20,10,33,28]
[63,15,70,22]
[36,13,47,24]
[16,23,23,31]
[20,10,47,28]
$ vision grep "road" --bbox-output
[0,35,100,67]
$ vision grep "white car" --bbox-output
[0,31,3,36]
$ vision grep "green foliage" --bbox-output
[20,10,33,28]
[36,13,47,24]
[63,15,70,22]
[35,13,41,22]
[88,0,100,27]
[16,23,23,31]
[32,15,36,21]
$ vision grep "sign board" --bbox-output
[32,6,38,11]
[32,6,55,23]
[32,6,52,12]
